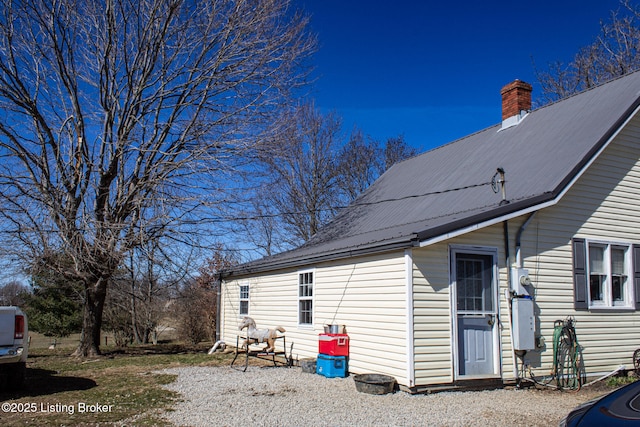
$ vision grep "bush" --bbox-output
[172,283,213,345]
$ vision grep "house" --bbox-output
[220,70,640,392]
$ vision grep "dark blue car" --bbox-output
[560,380,640,426]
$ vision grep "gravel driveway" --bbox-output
[159,366,607,427]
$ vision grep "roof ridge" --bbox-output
[532,68,640,113]
[411,70,640,162]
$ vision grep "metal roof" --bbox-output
[226,71,640,277]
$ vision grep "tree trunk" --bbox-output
[73,278,108,357]
[131,282,142,344]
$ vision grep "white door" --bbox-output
[453,251,498,378]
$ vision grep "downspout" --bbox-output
[212,272,222,342]
[209,272,225,354]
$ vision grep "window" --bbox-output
[456,254,494,313]
[588,243,629,307]
[298,270,313,325]
[573,239,635,310]
[239,284,249,316]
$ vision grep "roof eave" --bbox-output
[222,236,417,279]
[415,193,554,244]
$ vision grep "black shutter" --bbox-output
[633,244,640,311]
[572,238,588,310]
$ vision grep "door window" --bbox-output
[456,254,493,313]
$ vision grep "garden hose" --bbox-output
[552,316,586,390]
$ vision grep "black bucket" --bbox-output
[300,358,316,374]
[353,374,396,395]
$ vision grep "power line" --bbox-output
[223,180,493,222]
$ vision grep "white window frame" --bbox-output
[239,282,249,316]
[587,240,633,309]
[297,269,314,327]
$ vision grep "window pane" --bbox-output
[299,284,312,297]
[240,301,248,315]
[299,299,312,324]
[589,246,604,273]
[612,275,626,302]
[456,258,490,312]
[240,285,249,299]
[299,272,313,285]
[611,248,625,275]
[590,275,604,301]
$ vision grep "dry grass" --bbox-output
[27,327,179,350]
[0,341,231,426]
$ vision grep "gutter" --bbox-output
[222,237,417,279]
[417,193,551,246]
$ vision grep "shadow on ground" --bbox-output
[0,368,96,400]
[102,342,211,356]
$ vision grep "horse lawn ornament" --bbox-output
[238,316,285,353]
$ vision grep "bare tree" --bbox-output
[0,281,28,306]
[248,105,421,251]
[237,193,287,257]
[335,132,417,202]
[536,1,640,103]
[171,244,235,346]
[261,102,343,244]
[0,0,314,356]
[382,134,418,170]
[193,244,235,344]
[336,128,382,202]
[104,239,179,346]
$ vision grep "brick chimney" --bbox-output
[500,80,532,127]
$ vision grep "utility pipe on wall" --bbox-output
[515,212,537,268]
[505,212,537,381]
[502,220,519,380]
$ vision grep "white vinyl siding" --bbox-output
[221,252,409,385]
[413,226,508,386]
[412,246,454,385]
[513,112,640,378]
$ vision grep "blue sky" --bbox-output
[294,0,623,152]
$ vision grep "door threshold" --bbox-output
[408,378,504,394]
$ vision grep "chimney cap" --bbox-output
[500,79,533,95]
